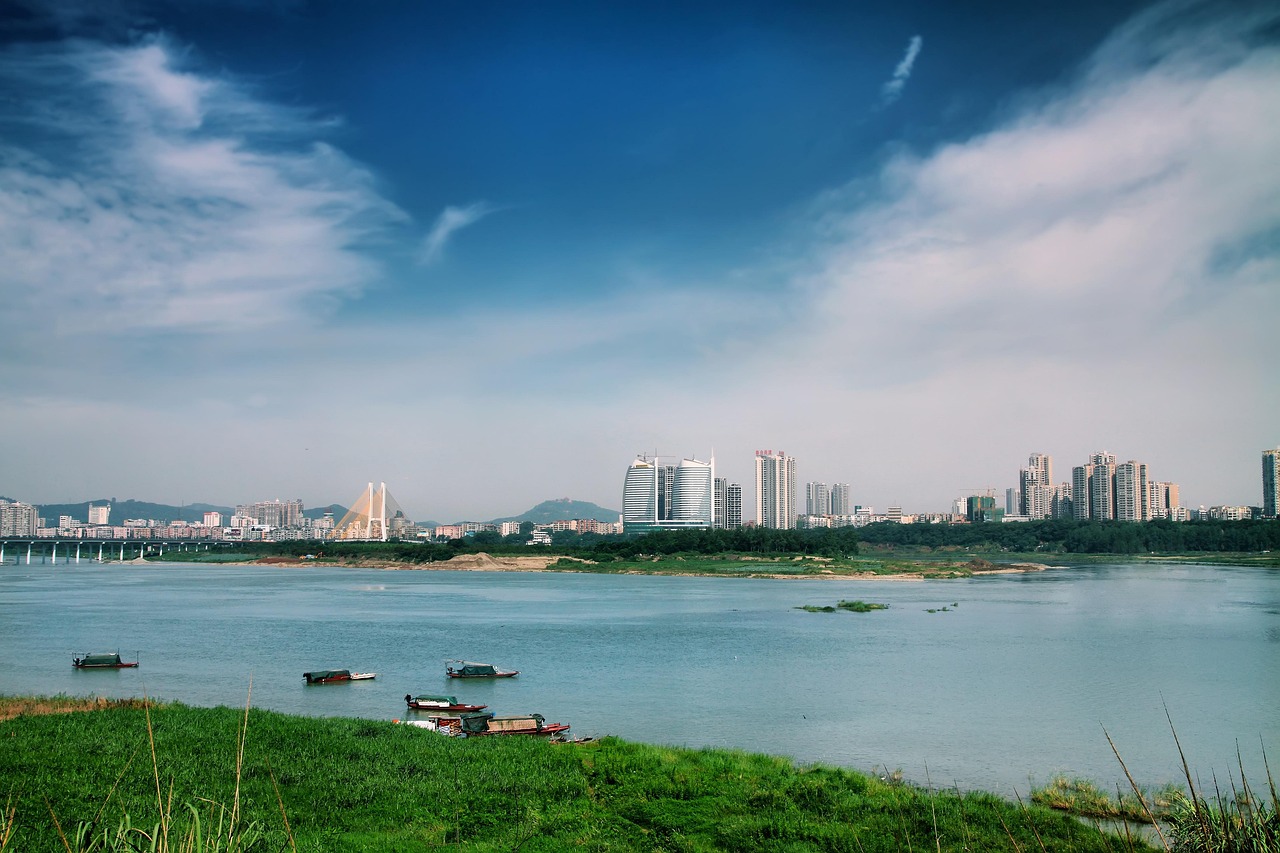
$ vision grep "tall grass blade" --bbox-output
[1102,725,1169,851]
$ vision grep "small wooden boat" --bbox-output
[456,712,569,737]
[445,660,519,678]
[396,711,569,737]
[405,694,487,712]
[303,670,376,683]
[73,652,138,669]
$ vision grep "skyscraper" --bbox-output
[1115,461,1149,521]
[623,457,658,528]
[624,454,715,531]
[830,483,850,516]
[1019,453,1053,518]
[671,457,714,526]
[726,483,743,528]
[1264,448,1280,518]
[714,477,726,528]
[755,450,796,529]
[805,482,830,517]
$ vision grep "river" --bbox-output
[1,560,1276,798]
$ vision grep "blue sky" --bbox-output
[1,0,1277,521]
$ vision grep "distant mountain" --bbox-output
[492,498,620,525]
[30,499,352,526]
[34,499,233,525]
[304,505,348,521]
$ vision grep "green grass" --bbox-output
[0,699,1155,852]
[1031,776,1183,823]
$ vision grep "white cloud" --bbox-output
[0,35,404,348]
[881,35,922,105]
[756,1,1280,506]
[418,201,496,265]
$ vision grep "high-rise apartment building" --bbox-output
[830,483,850,516]
[1115,461,1150,521]
[1264,448,1280,518]
[1019,453,1053,518]
[805,482,830,517]
[0,499,39,536]
[235,499,304,528]
[726,483,743,528]
[1068,452,1175,522]
[1072,452,1118,521]
[755,450,796,529]
[87,503,110,525]
[713,478,726,529]
[1147,481,1179,519]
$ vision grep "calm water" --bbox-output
[1,560,1276,797]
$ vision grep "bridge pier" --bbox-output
[26,543,32,565]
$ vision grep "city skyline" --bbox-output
[3,440,1277,525]
[1,1,1277,520]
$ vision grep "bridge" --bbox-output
[0,538,242,565]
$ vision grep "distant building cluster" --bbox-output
[4,446,1277,542]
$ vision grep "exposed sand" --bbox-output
[250,553,1053,580]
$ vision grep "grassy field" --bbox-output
[0,697,1159,852]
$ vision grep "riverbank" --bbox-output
[242,551,1057,579]
[0,697,1154,852]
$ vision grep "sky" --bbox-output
[1,0,1277,522]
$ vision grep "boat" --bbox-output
[445,660,519,678]
[457,712,570,737]
[73,652,138,669]
[405,694,488,712]
[393,718,466,736]
[303,669,376,683]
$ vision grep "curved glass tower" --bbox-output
[623,458,658,527]
[671,458,713,525]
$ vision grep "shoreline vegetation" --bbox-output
[122,520,1280,576]
[0,696,1171,852]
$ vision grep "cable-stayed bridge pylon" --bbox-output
[334,482,403,541]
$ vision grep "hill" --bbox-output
[29,500,351,526]
[492,498,619,524]
[33,499,233,525]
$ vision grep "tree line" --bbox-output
[235,517,1280,564]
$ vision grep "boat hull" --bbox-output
[406,700,487,712]
[73,662,139,669]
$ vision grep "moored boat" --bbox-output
[405,693,487,712]
[303,669,352,684]
[73,652,138,669]
[394,711,569,737]
[303,669,376,683]
[445,660,519,678]
[458,712,569,737]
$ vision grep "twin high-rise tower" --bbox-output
[623,449,796,531]
[623,455,715,532]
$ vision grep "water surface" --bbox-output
[1,560,1276,797]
